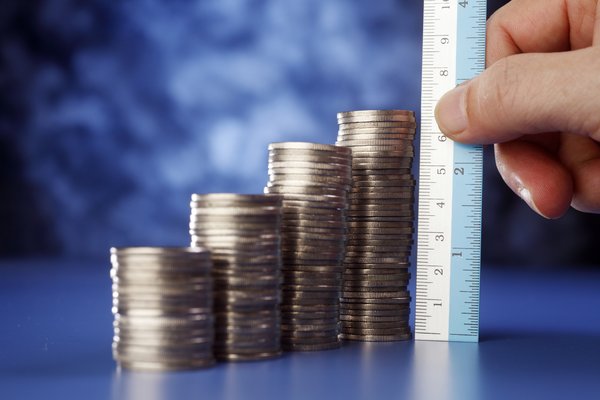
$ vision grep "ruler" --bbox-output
[415,0,486,342]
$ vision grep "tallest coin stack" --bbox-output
[335,110,416,342]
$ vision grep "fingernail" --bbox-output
[513,176,550,219]
[435,83,469,135]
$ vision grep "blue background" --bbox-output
[1,0,599,266]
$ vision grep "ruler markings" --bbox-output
[416,0,485,342]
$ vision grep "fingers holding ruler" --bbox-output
[416,0,486,342]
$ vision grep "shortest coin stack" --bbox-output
[110,247,215,371]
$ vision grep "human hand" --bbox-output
[434,0,600,218]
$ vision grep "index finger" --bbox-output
[486,0,597,65]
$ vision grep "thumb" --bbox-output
[435,47,600,144]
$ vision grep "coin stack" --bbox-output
[335,110,416,342]
[264,142,352,351]
[110,247,215,371]
[189,194,283,361]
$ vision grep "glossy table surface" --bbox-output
[1,259,599,400]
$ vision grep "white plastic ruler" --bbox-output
[416,0,486,342]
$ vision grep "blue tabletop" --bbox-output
[1,260,599,400]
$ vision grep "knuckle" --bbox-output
[475,56,522,128]
[579,48,600,141]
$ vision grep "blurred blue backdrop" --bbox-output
[1,0,598,266]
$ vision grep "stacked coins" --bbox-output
[110,247,215,370]
[264,142,352,351]
[335,110,416,341]
[189,194,283,361]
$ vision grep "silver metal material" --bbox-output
[189,194,283,361]
[336,110,416,342]
[110,246,215,371]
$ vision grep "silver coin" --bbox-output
[337,115,415,124]
[267,186,349,197]
[269,142,352,155]
[348,200,414,209]
[282,312,339,321]
[338,139,414,147]
[267,170,346,180]
[351,169,413,177]
[351,180,415,189]
[338,132,416,140]
[337,120,416,129]
[337,127,416,136]
[343,258,410,266]
[281,316,338,325]
[282,206,346,216]
[116,358,215,371]
[282,212,346,223]
[338,127,416,136]
[346,217,414,224]
[340,319,409,328]
[190,207,281,217]
[268,150,351,163]
[281,265,344,274]
[337,109,414,117]
[350,184,414,192]
[281,334,339,342]
[111,246,211,256]
[347,209,414,216]
[338,139,414,148]
[337,117,417,126]
[189,213,280,223]
[338,144,415,152]
[214,343,280,354]
[268,160,352,171]
[281,282,340,291]
[347,219,413,227]
[281,234,345,244]
[281,288,340,297]
[343,283,409,292]
[352,162,413,170]
[268,193,348,206]
[281,335,339,344]
[339,308,409,318]
[281,297,339,306]
[340,332,411,342]
[190,193,282,204]
[282,235,345,245]
[348,202,413,210]
[216,351,282,362]
[269,175,353,188]
[340,326,411,335]
[267,180,352,191]
[349,186,414,195]
[344,271,410,280]
[111,267,210,279]
[343,267,410,274]
[267,167,351,179]
[280,323,339,332]
[114,343,214,360]
[340,295,410,304]
[282,342,340,352]
[268,153,351,163]
[284,271,342,280]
